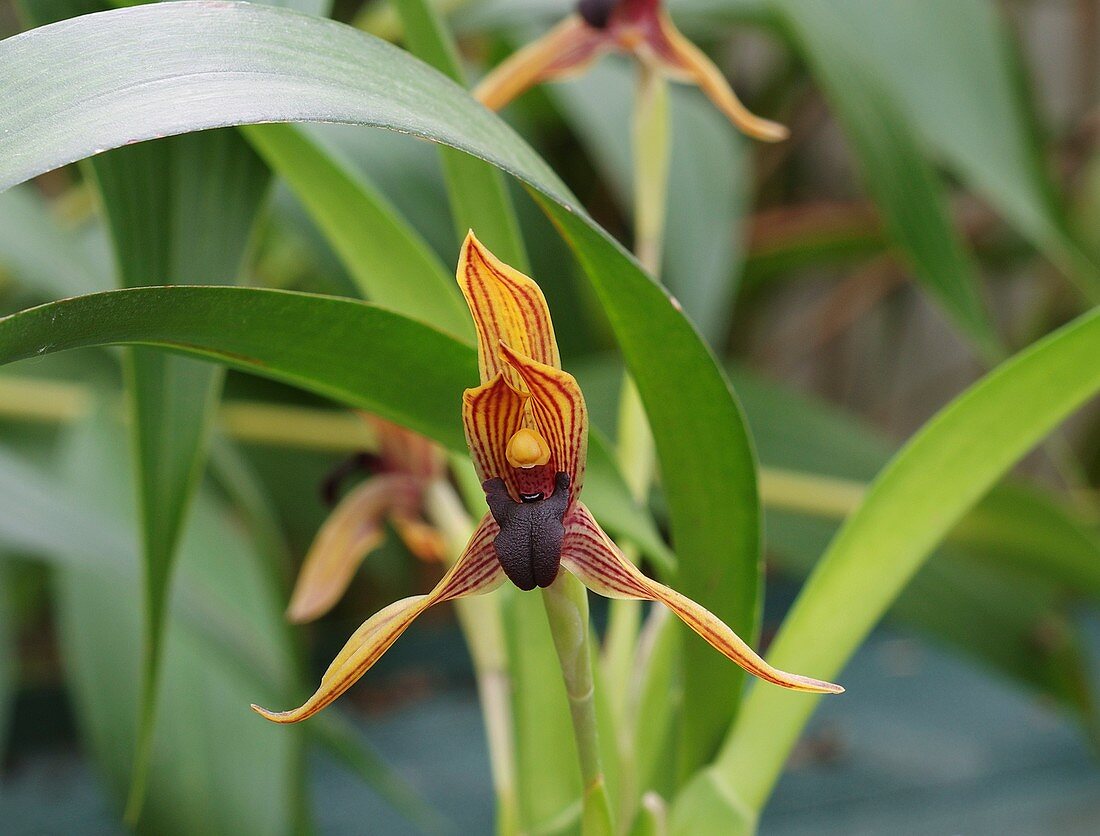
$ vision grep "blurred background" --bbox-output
[2,0,1100,833]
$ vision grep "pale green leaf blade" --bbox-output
[75,127,271,818]
[52,409,302,832]
[768,0,1001,359]
[0,185,108,298]
[242,122,472,339]
[734,368,1100,720]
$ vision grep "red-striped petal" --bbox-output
[253,514,505,724]
[456,232,561,385]
[560,504,844,695]
[499,343,588,504]
[644,11,789,142]
[462,373,529,500]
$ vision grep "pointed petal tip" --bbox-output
[284,600,317,626]
[750,119,790,143]
[250,703,304,724]
[791,676,844,695]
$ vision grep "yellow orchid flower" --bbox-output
[474,0,789,142]
[252,233,840,724]
[286,415,447,624]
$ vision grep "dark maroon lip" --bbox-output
[483,472,571,590]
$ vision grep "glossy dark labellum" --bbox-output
[483,472,571,591]
[576,0,617,29]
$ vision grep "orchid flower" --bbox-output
[286,415,447,624]
[474,0,789,142]
[252,233,840,724]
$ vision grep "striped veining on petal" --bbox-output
[475,16,612,112]
[457,232,560,386]
[500,343,588,502]
[252,514,504,724]
[560,504,844,695]
[462,373,528,500]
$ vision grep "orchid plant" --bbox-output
[253,233,841,725]
[3,0,1098,835]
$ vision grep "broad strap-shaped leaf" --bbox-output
[241,122,473,340]
[20,1,276,810]
[80,126,270,818]
[0,435,433,828]
[389,0,529,269]
[674,0,1100,301]
[734,366,1100,720]
[670,305,1100,833]
[51,410,302,833]
[772,0,1100,301]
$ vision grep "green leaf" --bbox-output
[0,285,668,565]
[688,305,1100,829]
[389,0,530,269]
[734,368,1100,712]
[546,60,750,345]
[0,0,760,770]
[52,409,302,833]
[0,185,108,298]
[789,0,1099,300]
[78,126,271,819]
[0,433,437,830]
[768,0,1001,360]
[539,206,760,771]
[0,286,476,443]
[242,122,472,340]
[21,0,277,809]
[675,0,1100,299]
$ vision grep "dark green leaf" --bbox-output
[0,286,670,565]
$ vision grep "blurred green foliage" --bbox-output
[1,0,1099,834]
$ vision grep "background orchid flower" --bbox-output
[285,415,447,624]
[252,232,840,724]
[474,0,789,141]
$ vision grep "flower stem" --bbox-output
[424,479,520,836]
[633,63,671,276]
[601,60,673,824]
[542,573,615,836]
